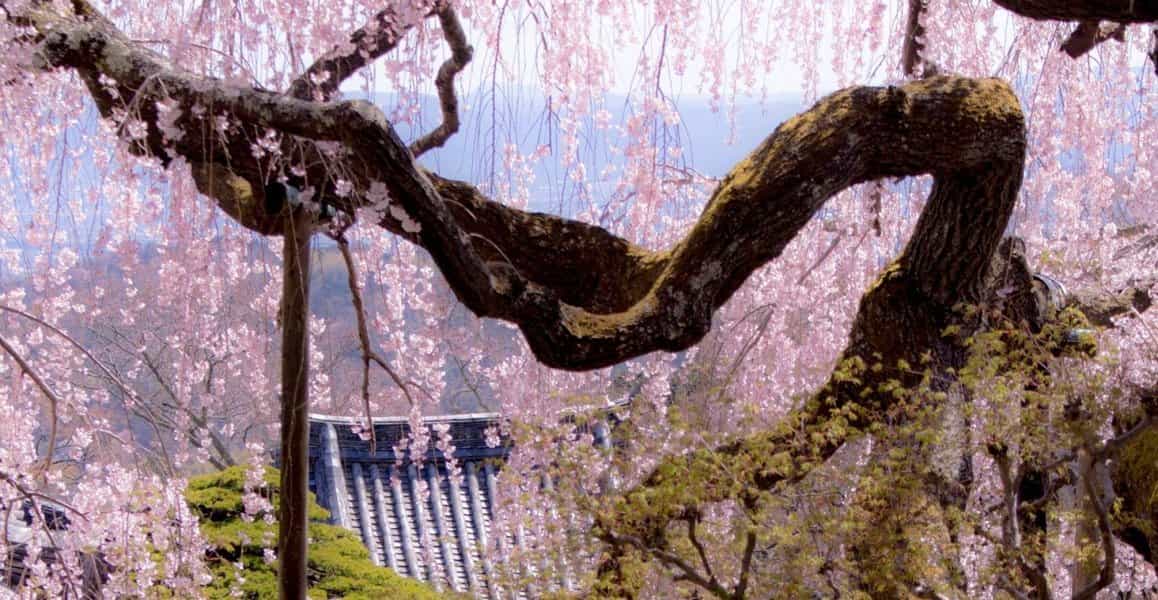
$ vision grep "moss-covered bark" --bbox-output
[21,1,1025,371]
[10,2,1155,597]
[1113,427,1158,565]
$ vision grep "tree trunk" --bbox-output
[278,211,313,600]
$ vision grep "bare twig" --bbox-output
[0,304,201,473]
[796,232,844,285]
[410,6,473,157]
[0,334,60,479]
[335,235,417,453]
[603,530,733,599]
[712,303,774,405]
[734,530,757,599]
[130,38,259,83]
[139,352,235,470]
[686,516,717,585]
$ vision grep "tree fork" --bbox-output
[587,161,1029,597]
[277,210,313,600]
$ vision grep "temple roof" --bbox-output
[308,412,522,598]
[308,401,627,598]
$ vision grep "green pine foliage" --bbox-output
[186,466,449,599]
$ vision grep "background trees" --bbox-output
[0,0,1155,598]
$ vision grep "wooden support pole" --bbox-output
[278,209,313,599]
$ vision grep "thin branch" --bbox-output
[0,304,226,472]
[130,38,259,83]
[712,303,774,405]
[0,471,85,597]
[603,530,733,599]
[991,446,1052,600]
[1099,409,1157,456]
[686,515,717,585]
[1,305,141,405]
[796,231,844,285]
[734,530,757,599]
[448,354,491,412]
[410,6,472,157]
[0,333,60,479]
[337,235,378,453]
[0,471,88,522]
[335,235,416,453]
[1016,473,1069,514]
[1038,410,1157,475]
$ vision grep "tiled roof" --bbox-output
[1,500,106,598]
[308,412,528,598]
[308,403,626,598]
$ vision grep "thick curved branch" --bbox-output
[409,6,472,157]
[911,2,1153,78]
[992,0,1158,23]
[378,77,1026,370]
[16,2,1025,372]
[992,1,1154,67]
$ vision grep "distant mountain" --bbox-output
[363,87,803,207]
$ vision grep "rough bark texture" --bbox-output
[7,1,1157,597]
[20,1,1026,372]
[991,0,1157,22]
[903,0,929,76]
[277,210,313,600]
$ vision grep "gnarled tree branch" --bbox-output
[287,1,440,101]
[409,6,472,157]
[9,1,1156,595]
[15,1,1028,372]
[991,0,1157,23]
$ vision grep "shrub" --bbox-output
[186,466,448,599]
